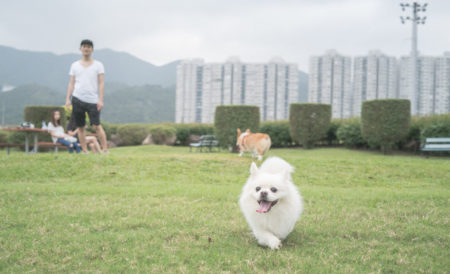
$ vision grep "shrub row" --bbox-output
[5,104,449,153]
[114,124,177,146]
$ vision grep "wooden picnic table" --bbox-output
[2,127,48,154]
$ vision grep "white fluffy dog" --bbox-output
[239,157,303,249]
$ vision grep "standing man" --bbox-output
[65,39,108,154]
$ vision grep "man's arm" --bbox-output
[97,73,105,111]
[66,75,75,108]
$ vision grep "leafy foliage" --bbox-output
[259,120,293,147]
[148,124,176,145]
[336,118,367,148]
[421,122,450,140]
[214,105,260,150]
[24,106,66,129]
[116,124,149,146]
[289,103,331,149]
[174,123,214,145]
[0,130,9,143]
[361,99,410,153]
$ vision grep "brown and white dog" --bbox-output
[236,128,271,161]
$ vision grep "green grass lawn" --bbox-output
[0,146,449,273]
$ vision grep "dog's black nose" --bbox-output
[260,191,268,198]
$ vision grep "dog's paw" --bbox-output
[268,238,282,250]
[238,152,243,157]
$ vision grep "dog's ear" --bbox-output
[237,128,241,135]
[250,162,259,176]
[245,128,251,133]
[281,166,293,182]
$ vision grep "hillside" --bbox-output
[0,84,174,125]
[0,45,179,91]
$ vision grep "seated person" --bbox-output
[67,115,102,154]
[47,110,81,153]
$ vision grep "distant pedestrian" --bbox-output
[65,39,108,154]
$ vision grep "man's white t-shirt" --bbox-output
[69,60,105,104]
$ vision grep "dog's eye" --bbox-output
[270,187,277,193]
[255,186,261,192]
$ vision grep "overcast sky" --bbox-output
[1,0,449,71]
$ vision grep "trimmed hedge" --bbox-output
[214,105,260,151]
[361,99,410,153]
[289,103,331,149]
[24,106,66,143]
[149,125,176,145]
[174,123,214,145]
[116,124,149,146]
[336,118,367,148]
[259,120,293,147]
[24,106,66,129]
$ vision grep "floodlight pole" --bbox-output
[400,2,427,115]
[411,3,418,115]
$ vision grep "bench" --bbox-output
[0,143,26,155]
[35,142,68,153]
[189,135,220,152]
[421,138,450,156]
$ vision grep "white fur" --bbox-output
[239,157,303,249]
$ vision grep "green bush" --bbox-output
[321,119,342,145]
[0,130,9,143]
[149,125,176,145]
[289,103,331,149]
[421,122,450,141]
[259,120,293,147]
[23,106,66,143]
[7,131,27,144]
[100,122,119,140]
[174,123,214,145]
[116,124,149,146]
[24,106,66,129]
[361,99,410,153]
[395,115,450,151]
[214,105,260,150]
[336,118,367,148]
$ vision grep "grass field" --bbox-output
[0,146,449,273]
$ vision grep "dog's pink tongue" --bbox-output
[257,201,272,213]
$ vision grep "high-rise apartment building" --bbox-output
[308,50,352,118]
[176,58,299,123]
[310,50,449,117]
[352,51,398,116]
[434,52,450,114]
[399,53,450,115]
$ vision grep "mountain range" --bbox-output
[0,45,308,124]
[0,45,179,91]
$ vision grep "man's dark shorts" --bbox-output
[72,96,101,127]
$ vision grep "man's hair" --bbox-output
[80,39,94,48]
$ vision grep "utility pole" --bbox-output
[400,2,427,115]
